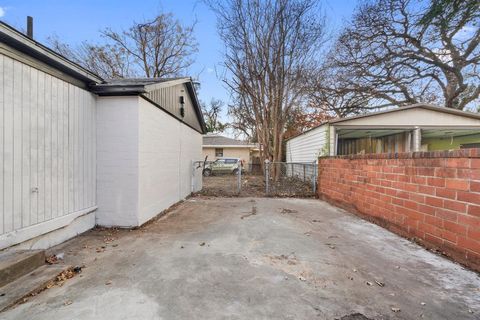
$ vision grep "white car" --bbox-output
[203,158,243,176]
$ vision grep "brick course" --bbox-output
[318,148,480,272]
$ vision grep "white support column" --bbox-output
[335,132,339,156]
[329,126,337,156]
[405,132,412,152]
[412,127,422,152]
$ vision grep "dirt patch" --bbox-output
[241,175,266,196]
[198,173,317,198]
[267,176,316,197]
[198,174,266,197]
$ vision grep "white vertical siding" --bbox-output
[286,124,329,163]
[145,83,202,132]
[0,53,96,244]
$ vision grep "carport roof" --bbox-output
[287,103,480,141]
[329,103,480,124]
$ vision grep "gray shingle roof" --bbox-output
[203,135,254,146]
[0,21,103,84]
[99,77,188,87]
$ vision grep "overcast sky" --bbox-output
[0,0,357,113]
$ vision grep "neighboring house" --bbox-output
[202,134,259,170]
[287,104,480,163]
[0,22,205,250]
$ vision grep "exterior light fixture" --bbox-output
[179,96,185,118]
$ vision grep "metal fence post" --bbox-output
[191,160,195,193]
[312,161,317,194]
[265,161,270,195]
[238,159,242,194]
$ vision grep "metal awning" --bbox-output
[337,128,480,139]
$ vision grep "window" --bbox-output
[215,148,223,157]
[224,159,237,164]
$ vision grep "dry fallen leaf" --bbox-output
[391,307,401,313]
[105,280,112,285]
[45,255,58,265]
[104,237,116,244]
[64,300,73,306]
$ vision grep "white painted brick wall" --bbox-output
[97,96,202,227]
[138,98,202,225]
[96,96,140,227]
[180,121,203,194]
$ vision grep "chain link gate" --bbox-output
[265,162,317,197]
[192,160,317,197]
[192,159,242,196]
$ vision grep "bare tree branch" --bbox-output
[207,0,327,163]
[202,98,228,133]
[315,0,480,111]
[48,12,198,79]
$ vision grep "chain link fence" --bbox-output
[192,160,317,197]
[265,162,317,197]
[192,159,242,196]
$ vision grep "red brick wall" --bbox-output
[318,149,480,272]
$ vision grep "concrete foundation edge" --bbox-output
[2,210,96,251]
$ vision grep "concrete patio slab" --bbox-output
[2,197,479,319]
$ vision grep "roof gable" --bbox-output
[92,78,206,134]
